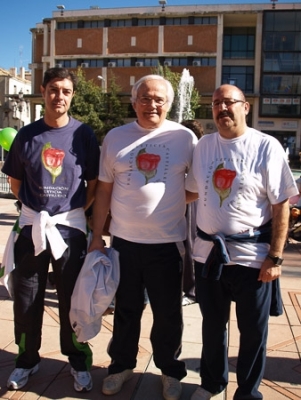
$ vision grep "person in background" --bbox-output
[89,74,197,400]
[185,84,298,400]
[290,176,301,221]
[180,119,204,306]
[2,67,100,393]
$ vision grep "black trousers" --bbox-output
[195,262,272,399]
[108,237,187,381]
[12,232,92,371]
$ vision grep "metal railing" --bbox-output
[0,163,14,198]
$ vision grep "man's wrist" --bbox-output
[266,254,284,267]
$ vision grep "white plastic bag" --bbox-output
[70,248,120,342]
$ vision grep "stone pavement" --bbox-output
[0,197,300,400]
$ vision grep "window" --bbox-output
[264,32,301,52]
[264,11,301,32]
[262,74,301,95]
[116,59,131,67]
[163,57,216,67]
[260,97,301,117]
[56,60,78,68]
[166,17,189,26]
[111,19,131,27]
[58,59,105,68]
[89,59,104,67]
[57,22,77,30]
[222,66,254,93]
[194,16,217,25]
[170,58,188,67]
[143,58,159,67]
[276,52,301,73]
[83,20,104,28]
[198,58,216,66]
[137,18,160,26]
[223,28,255,59]
[261,11,301,117]
[195,105,213,119]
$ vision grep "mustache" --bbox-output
[217,111,233,119]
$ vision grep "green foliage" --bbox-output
[69,68,126,143]
[98,76,127,144]
[152,65,201,122]
[70,68,104,137]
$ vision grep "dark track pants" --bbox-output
[108,237,187,381]
[195,262,272,400]
[12,232,92,371]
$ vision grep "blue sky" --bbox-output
[0,0,299,71]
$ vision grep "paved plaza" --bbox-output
[0,198,300,399]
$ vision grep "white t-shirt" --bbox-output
[185,127,298,268]
[99,120,197,243]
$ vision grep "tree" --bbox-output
[98,76,127,144]
[152,65,201,122]
[69,68,126,144]
[70,68,104,140]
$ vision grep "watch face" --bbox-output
[274,257,283,265]
[268,255,283,265]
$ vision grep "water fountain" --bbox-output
[175,68,195,123]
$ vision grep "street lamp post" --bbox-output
[97,75,107,92]
[159,0,167,12]
[57,5,65,16]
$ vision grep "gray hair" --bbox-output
[131,75,174,111]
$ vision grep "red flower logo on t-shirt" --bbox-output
[41,142,65,183]
[213,163,236,206]
[136,148,161,185]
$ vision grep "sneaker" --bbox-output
[191,386,213,400]
[7,364,39,390]
[71,368,92,392]
[102,369,133,395]
[162,374,182,400]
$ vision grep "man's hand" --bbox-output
[291,207,301,218]
[88,235,106,254]
[258,258,281,282]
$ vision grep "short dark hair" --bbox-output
[42,67,77,91]
[181,119,204,139]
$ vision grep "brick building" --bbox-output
[29,3,301,163]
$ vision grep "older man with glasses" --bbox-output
[89,74,197,400]
[186,84,298,400]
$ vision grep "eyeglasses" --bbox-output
[212,99,245,108]
[137,97,167,107]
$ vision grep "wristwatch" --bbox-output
[266,254,283,266]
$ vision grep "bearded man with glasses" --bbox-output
[185,84,298,400]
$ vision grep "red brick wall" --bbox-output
[108,27,159,54]
[164,25,217,53]
[34,34,44,63]
[55,28,103,55]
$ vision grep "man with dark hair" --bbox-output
[2,67,100,392]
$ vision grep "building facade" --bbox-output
[0,67,32,161]
[29,3,301,163]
